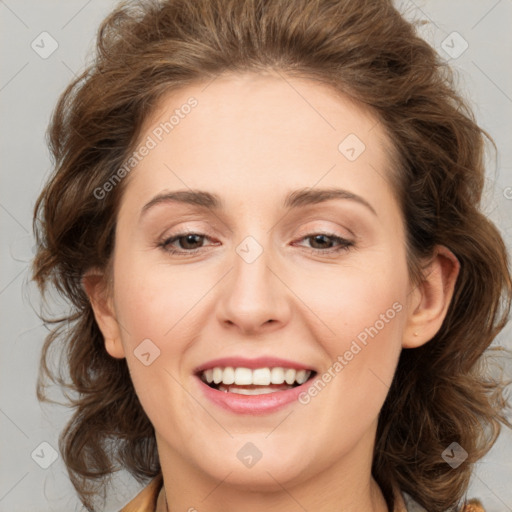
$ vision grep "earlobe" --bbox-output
[81,270,126,359]
[103,336,126,359]
[402,246,460,349]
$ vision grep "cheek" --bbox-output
[292,253,407,349]
[110,255,203,425]
[292,254,407,415]
[112,250,203,345]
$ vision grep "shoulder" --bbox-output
[120,474,164,512]
[462,501,486,512]
[401,491,486,512]
[120,478,486,512]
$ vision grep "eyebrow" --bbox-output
[140,187,377,218]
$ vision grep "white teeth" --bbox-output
[234,367,253,385]
[201,366,312,387]
[204,369,213,383]
[252,368,271,385]
[223,367,235,385]
[212,367,223,384]
[218,385,285,395]
[284,368,296,385]
[295,369,308,385]
[270,367,285,384]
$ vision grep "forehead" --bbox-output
[119,71,399,218]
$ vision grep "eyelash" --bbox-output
[158,231,354,256]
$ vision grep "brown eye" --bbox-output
[308,234,337,249]
[294,232,354,255]
[175,234,205,250]
[160,232,212,254]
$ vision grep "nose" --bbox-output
[216,242,292,335]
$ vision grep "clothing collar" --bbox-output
[121,474,482,512]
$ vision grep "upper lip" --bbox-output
[193,356,316,374]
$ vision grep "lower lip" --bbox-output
[195,375,315,415]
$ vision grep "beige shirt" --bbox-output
[120,474,485,512]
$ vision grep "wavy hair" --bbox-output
[32,0,511,510]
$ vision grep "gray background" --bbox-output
[1,1,511,511]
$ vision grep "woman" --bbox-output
[32,0,510,511]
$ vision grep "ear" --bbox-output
[402,245,460,349]
[82,269,125,359]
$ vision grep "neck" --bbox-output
[156,424,389,512]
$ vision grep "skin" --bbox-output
[85,71,459,512]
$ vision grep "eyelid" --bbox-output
[291,232,354,255]
[158,231,217,252]
[158,229,355,257]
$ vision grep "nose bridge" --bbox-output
[216,232,291,333]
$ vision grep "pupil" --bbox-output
[182,234,202,249]
[312,234,330,248]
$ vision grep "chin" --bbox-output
[191,440,315,490]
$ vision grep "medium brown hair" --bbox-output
[33,0,511,510]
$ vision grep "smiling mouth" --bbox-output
[198,366,317,395]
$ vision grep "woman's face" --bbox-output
[104,72,416,491]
